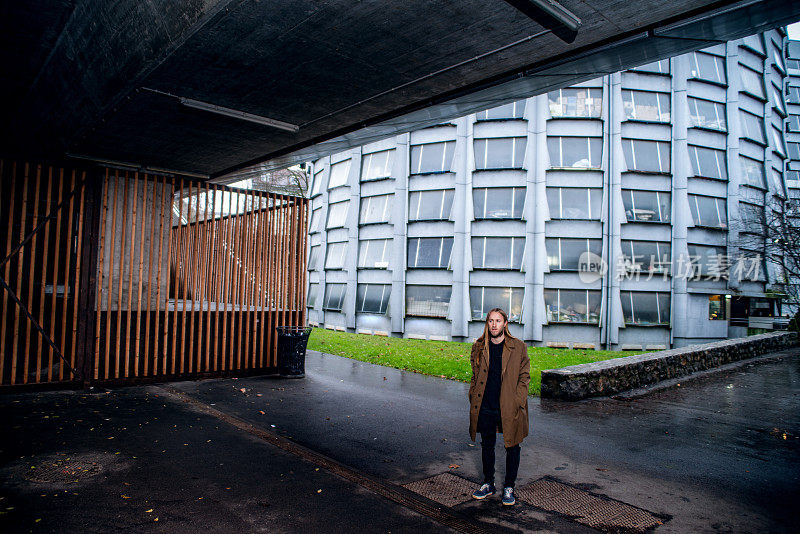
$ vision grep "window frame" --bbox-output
[688,144,728,180]
[543,289,602,324]
[408,189,455,221]
[472,186,525,220]
[356,283,391,314]
[545,237,603,271]
[473,137,527,170]
[405,284,452,318]
[687,96,727,131]
[359,193,393,225]
[469,286,524,322]
[547,136,603,169]
[327,159,352,190]
[688,194,727,229]
[622,189,671,223]
[620,291,671,326]
[622,138,671,174]
[360,149,395,182]
[358,238,392,269]
[407,237,454,269]
[547,87,603,118]
[325,200,350,229]
[471,236,525,270]
[547,187,602,220]
[409,141,456,175]
[621,89,671,123]
[322,283,347,311]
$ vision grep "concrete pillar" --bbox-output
[390,135,409,335]
[345,151,362,330]
[525,94,547,343]
[671,54,690,347]
[450,117,471,340]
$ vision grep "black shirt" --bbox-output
[480,339,504,414]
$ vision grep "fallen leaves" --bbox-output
[448,464,460,469]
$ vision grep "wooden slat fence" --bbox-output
[0,160,308,387]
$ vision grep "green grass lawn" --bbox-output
[306,328,645,396]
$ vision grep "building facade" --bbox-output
[306,29,794,349]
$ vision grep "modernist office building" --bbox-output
[306,29,794,350]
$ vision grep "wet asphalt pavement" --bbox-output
[1,346,798,533]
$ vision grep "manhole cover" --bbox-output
[402,472,476,507]
[516,477,664,533]
[25,455,105,484]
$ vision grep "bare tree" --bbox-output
[220,163,311,197]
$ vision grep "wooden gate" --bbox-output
[0,160,308,388]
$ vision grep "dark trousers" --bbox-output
[477,409,520,488]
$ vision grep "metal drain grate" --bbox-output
[25,455,104,484]
[516,478,663,533]
[402,472,476,507]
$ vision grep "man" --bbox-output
[468,308,530,506]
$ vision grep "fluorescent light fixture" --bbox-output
[179,97,299,133]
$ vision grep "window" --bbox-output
[472,237,525,269]
[630,59,670,74]
[739,201,765,229]
[689,194,727,228]
[356,284,391,314]
[307,283,319,308]
[323,283,346,311]
[688,145,727,180]
[622,90,670,122]
[788,114,800,133]
[547,187,602,219]
[474,137,526,169]
[544,289,601,324]
[622,190,671,223]
[622,139,670,173]
[328,159,351,189]
[308,245,320,271]
[470,287,523,322]
[789,142,800,160]
[688,97,726,131]
[547,137,602,168]
[789,58,800,71]
[324,242,348,270]
[733,249,766,281]
[771,126,786,157]
[739,110,766,144]
[407,237,453,269]
[311,169,325,196]
[326,201,349,229]
[358,239,391,269]
[621,291,670,325]
[708,295,727,320]
[405,285,451,318]
[408,189,454,221]
[788,86,800,104]
[410,141,456,174]
[310,208,322,233]
[548,88,602,118]
[361,150,395,181]
[476,101,526,120]
[739,64,766,99]
[690,52,726,84]
[772,84,786,116]
[620,241,671,274]
[740,156,766,189]
[687,244,727,278]
[545,238,602,271]
[359,194,393,224]
[473,187,524,219]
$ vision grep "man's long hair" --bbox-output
[476,307,511,354]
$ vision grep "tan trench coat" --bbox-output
[468,334,530,448]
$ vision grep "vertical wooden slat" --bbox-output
[198,184,210,372]
[0,161,16,384]
[10,164,30,385]
[223,190,236,370]
[242,201,253,368]
[49,170,64,381]
[133,174,148,375]
[35,168,53,382]
[254,195,265,367]
[257,194,268,368]
[168,177,181,374]
[220,189,234,370]
[234,191,245,369]
[280,195,289,341]
[266,194,277,366]
[179,182,191,374]
[22,165,42,383]
[114,173,130,379]
[70,172,87,378]
[59,170,76,380]
[204,186,215,372]
[289,198,297,327]
[92,170,109,379]
[104,172,120,378]
[123,172,139,377]
[154,175,170,376]
[187,183,201,373]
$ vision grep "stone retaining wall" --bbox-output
[540,332,799,401]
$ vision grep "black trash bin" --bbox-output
[276,326,312,378]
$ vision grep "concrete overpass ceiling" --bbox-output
[1,1,799,178]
